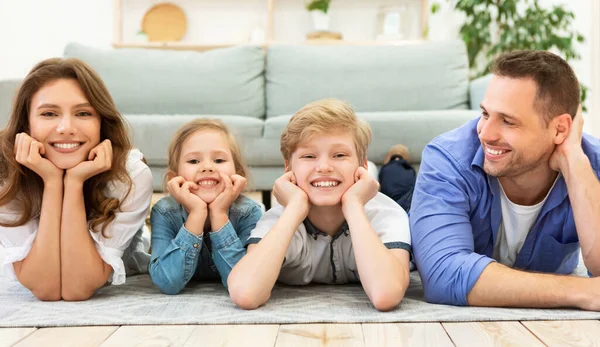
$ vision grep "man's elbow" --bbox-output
[423,281,462,306]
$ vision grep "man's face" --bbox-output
[287,132,364,207]
[477,75,556,178]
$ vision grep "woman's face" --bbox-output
[28,78,101,169]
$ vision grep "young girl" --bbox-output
[0,58,153,301]
[149,119,263,294]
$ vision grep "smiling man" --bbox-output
[410,50,600,310]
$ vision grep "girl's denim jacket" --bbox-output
[149,194,263,294]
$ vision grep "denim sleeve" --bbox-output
[410,145,494,306]
[209,205,263,288]
[149,206,204,295]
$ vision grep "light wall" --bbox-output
[0,0,597,132]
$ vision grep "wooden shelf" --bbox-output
[113,0,429,52]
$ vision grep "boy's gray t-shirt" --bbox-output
[247,192,411,285]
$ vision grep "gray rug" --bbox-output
[1,268,600,327]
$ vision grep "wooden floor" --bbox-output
[2,193,599,346]
[2,321,600,346]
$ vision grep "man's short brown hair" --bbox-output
[280,99,372,163]
[491,50,580,123]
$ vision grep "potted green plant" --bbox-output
[431,0,587,108]
[306,0,332,31]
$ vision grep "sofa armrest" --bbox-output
[0,79,20,129]
[469,74,491,111]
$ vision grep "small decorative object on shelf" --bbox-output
[306,31,343,41]
[134,30,149,43]
[376,5,409,41]
[141,3,187,42]
[305,0,331,31]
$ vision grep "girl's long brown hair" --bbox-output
[0,58,133,236]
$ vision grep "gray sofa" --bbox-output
[0,41,487,193]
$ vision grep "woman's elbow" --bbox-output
[31,287,62,301]
[61,288,95,302]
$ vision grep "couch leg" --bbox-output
[262,190,272,210]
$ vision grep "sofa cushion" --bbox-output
[64,43,265,118]
[266,40,470,118]
[262,110,479,166]
[0,79,20,129]
[125,114,264,166]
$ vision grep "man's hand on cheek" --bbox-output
[550,104,586,172]
[342,166,379,208]
[273,171,310,213]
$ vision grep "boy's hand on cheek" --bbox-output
[342,167,379,209]
[273,171,310,215]
[168,176,207,215]
[209,173,246,216]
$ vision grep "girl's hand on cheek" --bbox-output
[65,139,113,184]
[14,133,63,182]
[167,176,207,215]
[208,172,246,215]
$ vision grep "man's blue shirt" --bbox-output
[410,117,600,306]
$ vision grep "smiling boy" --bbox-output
[227,99,411,311]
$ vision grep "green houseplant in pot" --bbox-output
[432,0,587,108]
[306,0,332,31]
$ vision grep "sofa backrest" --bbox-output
[265,40,470,118]
[64,43,266,118]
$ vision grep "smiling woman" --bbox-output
[0,58,153,301]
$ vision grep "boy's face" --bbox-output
[287,131,366,207]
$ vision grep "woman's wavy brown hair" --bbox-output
[0,58,132,237]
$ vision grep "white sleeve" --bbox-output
[246,205,284,245]
[89,150,153,285]
[366,193,411,247]
[0,202,39,280]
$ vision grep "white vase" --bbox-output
[311,11,330,31]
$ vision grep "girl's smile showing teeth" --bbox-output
[197,178,219,188]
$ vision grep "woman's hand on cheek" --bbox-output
[65,139,113,184]
[167,176,207,215]
[14,133,63,182]
[208,173,246,215]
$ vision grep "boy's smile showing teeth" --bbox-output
[310,178,341,188]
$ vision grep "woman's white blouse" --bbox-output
[0,149,153,285]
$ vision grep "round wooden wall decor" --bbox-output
[142,3,187,42]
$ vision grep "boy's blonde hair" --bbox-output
[166,118,249,189]
[280,99,372,163]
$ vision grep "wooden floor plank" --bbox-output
[14,326,118,347]
[362,323,453,347]
[0,328,37,347]
[523,320,600,347]
[101,325,197,347]
[184,325,279,347]
[443,322,544,347]
[275,324,364,347]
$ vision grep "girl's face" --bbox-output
[28,78,101,169]
[176,129,237,204]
